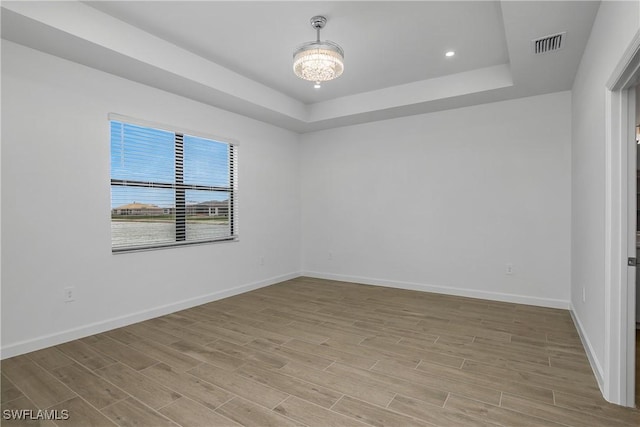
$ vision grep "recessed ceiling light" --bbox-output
[445,51,455,57]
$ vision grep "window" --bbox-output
[110,115,237,252]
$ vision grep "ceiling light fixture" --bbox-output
[293,15,344,88]
[445,50,455,57]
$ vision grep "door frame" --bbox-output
[605,29,640,407]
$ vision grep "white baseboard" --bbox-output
[1,271,574,359]
[569,304,605,393]
[0,272,300,360]
[302,271,570,309]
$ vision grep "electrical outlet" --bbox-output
[328,251,333,261]
[582,287,586,303]
[505,264,514,275]
[259,256,264,266]
[64,287,75,303]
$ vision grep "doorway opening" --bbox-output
[604,31,640,407]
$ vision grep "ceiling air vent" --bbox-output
[532,32,566,54]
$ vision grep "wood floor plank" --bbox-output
[296,319,377,344]
[127,339,202,372]
[84,335,158,371]
[163,312,198,327]
[260,312,367,343]
[188,362,289,409]
[143,318,220,344]
[190,321,255,345]
[158,397,241,427]
[206,339,288,369]
[260,306,358,328]
[140,362,233,410]
[316,306,390,326]
[246,338,335,370]
[243,320,330,345]
[357,320,452,344]
[102,327,142,345]
[321,338,421,368]
[260,304,348,332]
[462,351,596,385]
[101,397,179,427]
[361,336,466,368]
[510,334,552,348]
[416,359,555,405]
[407,334,550,367]
[500,392,631,427]
[545,341,589,357]
[123,323,183,346]
[233,309,298,327]
[420,320,512,343]
[25,347,75,372]
[50,396,118,426]
[1,373,24,404]
[471,336,549,358]
[372,359,502,405]
[553,391,640,426]
[459,359,600,401]
[548,356,592,374]
[218,321,293,345]
[437,336,551,365]
[351,318,438,340]
[282,338,378,369]
[51,363,128,409]
[444,394,566,427]
[546,331,582,344]
[479,319,548,341]
[55,340,116,371]
[325,362,449,407]
[224,307,300,327]
[332,395,431,427]
[96,363,181,410]
[168,340,245,371]
[278,361,396,408]
[388,394,502,427]
[274,396,369,427]
[235,363,342,408]
[2,357,76,409]
[166,306,221,323]
[215,397,304,427]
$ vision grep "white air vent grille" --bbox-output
[532,32,566,54]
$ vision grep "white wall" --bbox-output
[1,41,301,357]
[300,92,572,308]
[571,0,640,383]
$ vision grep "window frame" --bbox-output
[109,113,238,253]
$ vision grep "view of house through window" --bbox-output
[110,118,236,251]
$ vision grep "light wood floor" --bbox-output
[2,277,639,426]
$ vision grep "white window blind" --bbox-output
[110,118,236,252]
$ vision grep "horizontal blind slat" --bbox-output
[110,119,236,251]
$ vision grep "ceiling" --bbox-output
[1,1,600,132]
[86,1,510,104]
